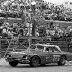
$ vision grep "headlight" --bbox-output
[23,55,28,59]
[23,55,27,58]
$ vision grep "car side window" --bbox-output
[46,47,49,52]
[46,47,52,52]
[46,46,60,53]
[52,47,59,52]
[49,47,53,52]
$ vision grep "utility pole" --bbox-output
[0,36,1,59]
[28,1,36,49]
[31,2,36,36]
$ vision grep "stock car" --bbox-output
[5,44,72,67]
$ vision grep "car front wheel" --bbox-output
[30,56,40,67]
[58,56,66,66]
[9,60,18,67]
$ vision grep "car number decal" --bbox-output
[53,55,60,62]
[46,55,53,62]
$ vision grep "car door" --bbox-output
[45,47,53,63]
[52,47,61,62]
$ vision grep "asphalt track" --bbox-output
[0,59,72,72]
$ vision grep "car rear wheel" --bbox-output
[40,64,46,66]
[58,56,66,66]
[9,60,18,67]
[30,56,40,67]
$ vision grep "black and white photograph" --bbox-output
[0,0,72,72]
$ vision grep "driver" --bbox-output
[46,48,49,52]
[35,46,39,51]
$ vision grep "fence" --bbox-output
[0,36,72,59]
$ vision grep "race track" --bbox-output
[0,59,72,72]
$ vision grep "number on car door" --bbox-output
[45,47,53,63]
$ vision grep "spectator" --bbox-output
[18,28,24,36]
[2,26,8,38]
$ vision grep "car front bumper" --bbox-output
[6,57,30,64]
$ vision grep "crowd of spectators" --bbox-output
[0,0,72,43]
[35,0,72,22]
[0,0,72,21]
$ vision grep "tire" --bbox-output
[40,64,45,66]
[30,56,40,67]
[58,56,66,66]
[9,60,18,67]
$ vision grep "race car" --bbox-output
[5,44,72,67]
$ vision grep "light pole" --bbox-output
[31,1,36,36]
[28,1,36,49]
[0,36,1,59]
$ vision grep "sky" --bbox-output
[43,0,72,5]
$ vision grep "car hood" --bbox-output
[8,49,41,56]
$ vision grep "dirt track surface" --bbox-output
[0,59,72,72]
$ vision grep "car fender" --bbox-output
[65,53,72,61]
[59,54,67,60]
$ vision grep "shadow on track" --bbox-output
[0,63,72,68]
[16,63,72,68]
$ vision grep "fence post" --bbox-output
[0,36,1,59]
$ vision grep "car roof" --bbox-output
[32,44,58,47]
[31,44,61,51]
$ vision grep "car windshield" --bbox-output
[30,45,44,50]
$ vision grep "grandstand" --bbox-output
[0,0,72,58]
